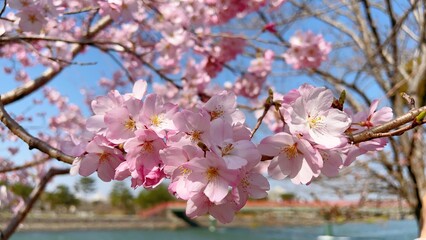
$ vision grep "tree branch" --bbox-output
[0,97,75,164]
[350,105,426,143]
[0,157,50,174]
[0,16,112,105]
[0,168,70,240]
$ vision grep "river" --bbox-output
[10,219,418,240]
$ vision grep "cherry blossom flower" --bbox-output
[173,109,211,145]
[203,91,245,124]
[283,31,332,69]
[284,86,351,148]
[78,136,124,182]
[258,132,321,184]
[104,98,143,144]
[343,100,393,166]
[209,119,259,169]
[186,152,238,203]
[16,6,47,33]
[140,94,178,138]
[186,192,237,223]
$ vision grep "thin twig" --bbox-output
[0,157,50,174]
[0,0,6,18]
[0,16,113,105]
[401,92,416,109]
[250,89,274,139]
[0,96,75,164]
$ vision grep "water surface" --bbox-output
[11,219,417,240]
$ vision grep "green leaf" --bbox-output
[415,110,426,124]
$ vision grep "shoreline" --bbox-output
[2,212,412,232]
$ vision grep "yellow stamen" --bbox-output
[210,110,224,120]
[179,166,191,175]
[206,167,219,181]
[282,143,298,159]
[150,114,162,127]
[124,118,136,130]
[221,144,234,156]
[142,141,153,153]
[98,152,109,162]
[190,130,202,142]
[308,115,323,129]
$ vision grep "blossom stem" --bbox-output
[250,89,274,138]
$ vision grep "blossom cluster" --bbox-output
[258,84,393,184]
[234,50,275,98]
[1,0,392,224]
[69,80,393,223]
[283,31,332,69]
[68,80,269,223]
[7,0,61,33]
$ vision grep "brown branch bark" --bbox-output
[0,16,112,105]
[350,105,426,144]
[0,168,70,240]
[0,97,75,164]
[0,157,50,174]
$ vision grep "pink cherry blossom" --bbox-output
[258,132,321,184]
[78,136,124,182]
[284,86,351,148]
[186,192,237,224]
[123,129,166,174]
[16,6,47,33]
[283,31,332,69]
[104,98,143,144]
[343,100,393,166]
[186,152,238,203]
[209,119,259,169]
[173,109,211,145]
[233,154,270,208]
[140,94,178,138]
[203,91,245,124]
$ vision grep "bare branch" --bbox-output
[0,0,6,18]
[0,168,70,240]
[350,105,426,143]
[0,97,75,165]
[0,16,113,105]
[0,157,50,174]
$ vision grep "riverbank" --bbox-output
[1,205,413,232]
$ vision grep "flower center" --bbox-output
[282,143,298,159]
[221,143,234,156]
[142,141,153,153]
[320,150,329,161]
[179,166,191,176]
[124,117,136,130]
[210,109,224,120]
[189,130,202,142]
[28,14,38,24]
[150,114,163,127]
[206,167,219,181]
[308,115,323,129]
[98,152,109,162]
